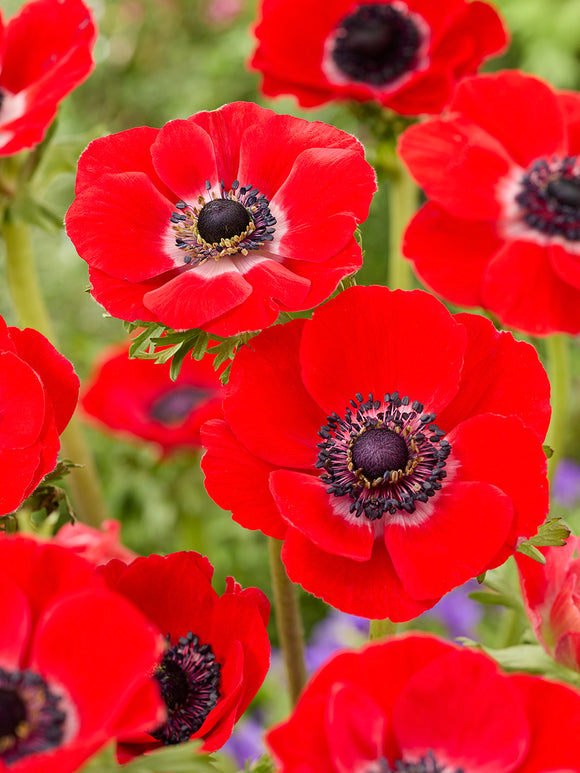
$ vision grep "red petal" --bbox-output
[559,90,580,152]
[143,261,252,331]
[66,172,178,282]
[385,481,513,600]
[201,419,288,539]
[549,242,580,290]
[0,573,30,670]
[224,319,325,468]
[9,327,79,434]
[398,117,513,219]
[0,351,45,448]
[437,312,551,439]
[282,531,437,621]
[449,71,566,168]
[403,203,501,307]
[394,648,529,773]
[384,68,454,116]
[270,471,374,560]
[299,286,466,417]
[87,267,165,323]
[151,119,218,202]
[481,239,580,335]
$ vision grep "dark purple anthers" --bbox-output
[152,632,221,746]
[376,752,453,773]
[316,392,450,521]
[0,668,66,764]
[516,156,580,240]
[170,179,277,266]
[329,3,423,87]
[149,387,212,425]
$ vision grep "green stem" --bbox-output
[268,537,307,705]
[545,334,570,482]
[369,618,397,641]
[387,155,417,292]
[2,216,109,528]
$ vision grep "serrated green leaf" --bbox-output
[516,542,547,563]
[220,362,232,385]
[517,518,571,561]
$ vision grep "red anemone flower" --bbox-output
[98,551,270,759]
[0,316,79,517]
[0,0,96,156]
[267,634,580,773]
[250,0,508,115]
[81,341,224,455]
[201,286,550,621]
[0,536,165,773]
[65,102,376,337]
[517,536,580,672]
[399,70,580,336]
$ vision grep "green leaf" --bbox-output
[516,543,546,564]
[542,443,554,459]
[80,740,219,773]
[458,641,580,685]
[517,517,571,562]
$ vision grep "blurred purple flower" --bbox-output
[420,579,482,638]
[305,610,369,673]
[222,714,266,767]
[552,458,580,508]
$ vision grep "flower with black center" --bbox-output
[0,0,96,156]
[266,634,580,773]
[98,551,270,760]
[0,315,79,517]
[202,286,550,621]
[80,340,224,455]
[250,0,508,114]
[65,102,376,337]
[399,70,580,335]
[0,536,165,773]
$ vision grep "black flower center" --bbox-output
[317,392,450,521]
[149,386,211,425]
[170,180,277,267]
[515,156,580,240]
[330,3,422,87]
[0,668,66,764]
[152,632,221,746]
[377,753,452,773]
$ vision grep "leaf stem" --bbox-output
[387,154,417,292]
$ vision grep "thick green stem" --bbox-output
[369,618,397,641]
[387,156,417,291]
[2,217,109,527]
[545,334,570,482]
[268,537,307,705]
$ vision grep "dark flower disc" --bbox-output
[516,156,580,241]
[149,386,212,425]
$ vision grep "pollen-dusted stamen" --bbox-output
[516,156,580,240]
[330,3,423,87]
[152,632,221,746]
[0,668,66,764]
[317,392,450,521]
[149,386,212,425]
[370,752,450,773]
[170,179,277,266]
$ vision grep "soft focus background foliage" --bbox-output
[2,0,580,750]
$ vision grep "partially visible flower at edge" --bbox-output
[0,0,96,156]
[53,519,137,565]
[81,340,224,455]
[250,0,508,115]
[65,101,376,337]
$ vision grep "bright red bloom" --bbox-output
[202,286,550,621]
[0,0,96,156]
[81,341,224,455]
[0,536,165,772]
[0,317,79,517]
[65,102,376,337]
[267,634,580,773]
[250,0,507,115]
[399,70,580,336]
[98,551,270,759]
[53,519,137,565]
[517,536,580,672]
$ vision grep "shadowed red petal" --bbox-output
[270,470,374,560]
[201,419,287,539]
[385,481,513,600]
[0,574,30,670]
[0,351,45,448]
[326,683,387,773]
[299,286,466,418]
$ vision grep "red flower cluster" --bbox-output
[202,286,550,621]
[65,102,376,337]
[399,70,580,335]
[81,341,224,455]
[0,536,164,772]
[0,317,79,517]
[98,551,270,759]
[517,536,580,672]
[250,0,508,114]
[267,635,580,773]
[0,0,96,156]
